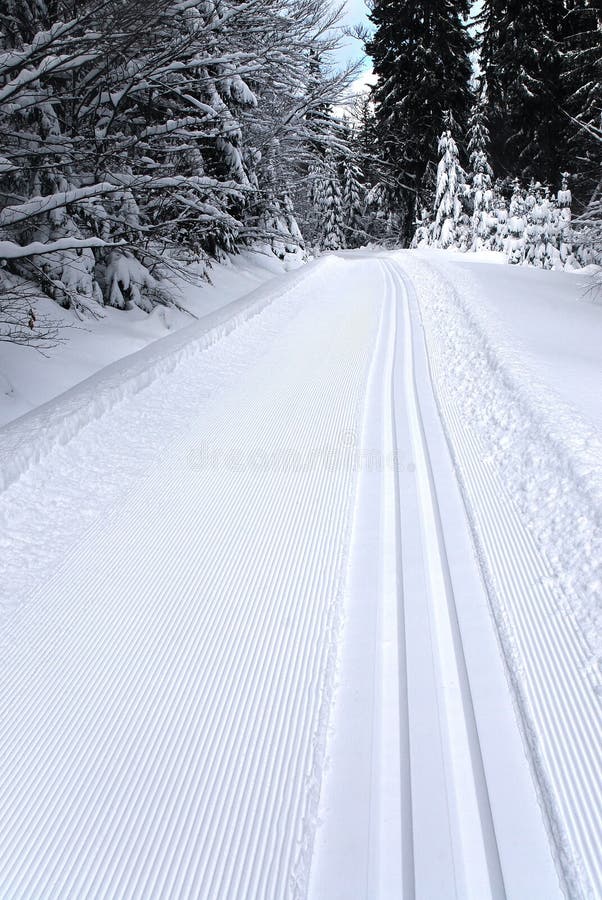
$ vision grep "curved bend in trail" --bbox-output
[0,253,599,898]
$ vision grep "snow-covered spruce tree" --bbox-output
[467,100,493,181]
[341,160,364,248]
[491,188,509,253]
[479,0,569,187]
[318,156,345,252]
[467,99,494,251]
[433,128,465,248]
[522,181,549,267]
[506,178,527,264]
[410,207,433,248]
[366,0,473,244]
[554,172,578,267]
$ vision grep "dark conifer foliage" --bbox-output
[562,0,602,207]
[479,0,570,187]
[366,0,473,243]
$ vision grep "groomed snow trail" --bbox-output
[0,258,382,898]
[0,252,598,899]
[399,253,602,900]
[309,259,565,900]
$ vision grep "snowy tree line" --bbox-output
[412,115,598,269]
[354,0,601,262]
[1,0,599,344]
[0,0,356,341]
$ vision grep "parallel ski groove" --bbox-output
[308,255,561,900]
[385,260,504,899]
[408,257,602,898]
[366,261,409,897]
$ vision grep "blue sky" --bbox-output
[334,1,483,75]
[335,0,372,71]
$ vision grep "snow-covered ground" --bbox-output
[0,249,600,898]
[0,250,299,427]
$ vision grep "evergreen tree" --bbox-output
[467,98,494,250]
[467,100,494,179]
[433,128,465,248]
[562,1,602,208]
[480,0,569,187]
[319,158,345,251]
[506,178,527,263]
[342,161,364,248]
[366,0,473,244]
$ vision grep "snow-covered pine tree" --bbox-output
[433,127,465,248]
[342,161,364,248]
[467,99,494,251]
[521,181,547,266]
[467,100,494,180]
[506,178,527,263]
[410,207,432,248]
[555,171,578,266]
[543,196,564,269]
[366,0,473,244]
[558,172,573,227]
[491,190,509,253]
[319,158,345,252]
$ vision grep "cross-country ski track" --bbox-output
[0,252,600,899]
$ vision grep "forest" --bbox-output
[0,0,600,344]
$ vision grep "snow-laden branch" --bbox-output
[0,184,123,227]
[0,21,79,75]
[0,176,253,228]
[0,237,120,260]
[0,53,98,106]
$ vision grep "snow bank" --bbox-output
[402,250,602,660]
[0,251,301,426]
[0,257,324,495]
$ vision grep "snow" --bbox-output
[0,237,113,259]
[0,255,376,897]
[0,183,122,226]
[401,248,602,898]
[0,251,299,427]
[0,249,600,899]
[453,259,602,429]
[409,250,602,652]
[310,254,566,900]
